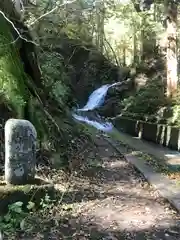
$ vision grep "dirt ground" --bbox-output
[15,135,180,240]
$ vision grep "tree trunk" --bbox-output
[166,0,178,97]
[140,15,146,62]
[95,0,104,53]
[123,46,126,66]
[133,25,138,63]
[0,14,28,118]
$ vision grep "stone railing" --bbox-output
[113,116,180,151]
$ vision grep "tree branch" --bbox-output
[0,10,38,45]
[29,0,77,27]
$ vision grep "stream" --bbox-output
[72,82,121,132]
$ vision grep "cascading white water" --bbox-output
[72,82,121,132]
[72,113,113,132]
[78,84,110,111]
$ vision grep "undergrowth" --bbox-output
[0,194,56,238]
[120,74,166,119]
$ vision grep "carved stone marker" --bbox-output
[5,119,37,185]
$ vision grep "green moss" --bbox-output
[0,179,55,214]
[0,15,28,117]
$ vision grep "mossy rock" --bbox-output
[0,178,56,214]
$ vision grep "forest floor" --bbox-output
[9,134,180,240]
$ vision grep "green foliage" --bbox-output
[27,0,166,67]
[39,193,55,212]
[0,194,55,237]
[61,23,92,44]
[34,49,88,167]
[103,1,164,65]
[167,89,180,126]
[120,76,166,117]
[29,98,50,143]
[0,201,26,235]
[40,51,72,107]
[171,105,180,126]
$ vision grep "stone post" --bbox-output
[5,119,37,185]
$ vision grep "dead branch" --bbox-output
[0,10,38,45]
[29,0,77,27]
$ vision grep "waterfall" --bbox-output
[78,84,110,111]
[72,82,121,132]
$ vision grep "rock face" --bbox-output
[5,119,37,185]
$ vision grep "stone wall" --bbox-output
[114,117,180,151]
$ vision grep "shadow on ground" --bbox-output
[59,162,156,205]
[20,213,180,240]
[4,136,180,240]
[19,156,180,239]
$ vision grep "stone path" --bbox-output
[19,134,180,240]
[55,135,180,239]
[106,129,180,213]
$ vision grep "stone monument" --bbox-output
[5,119,37,185]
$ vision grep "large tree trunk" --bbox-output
[0,14,28,118]
[0,0,44,119]
[165,0,178,97]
